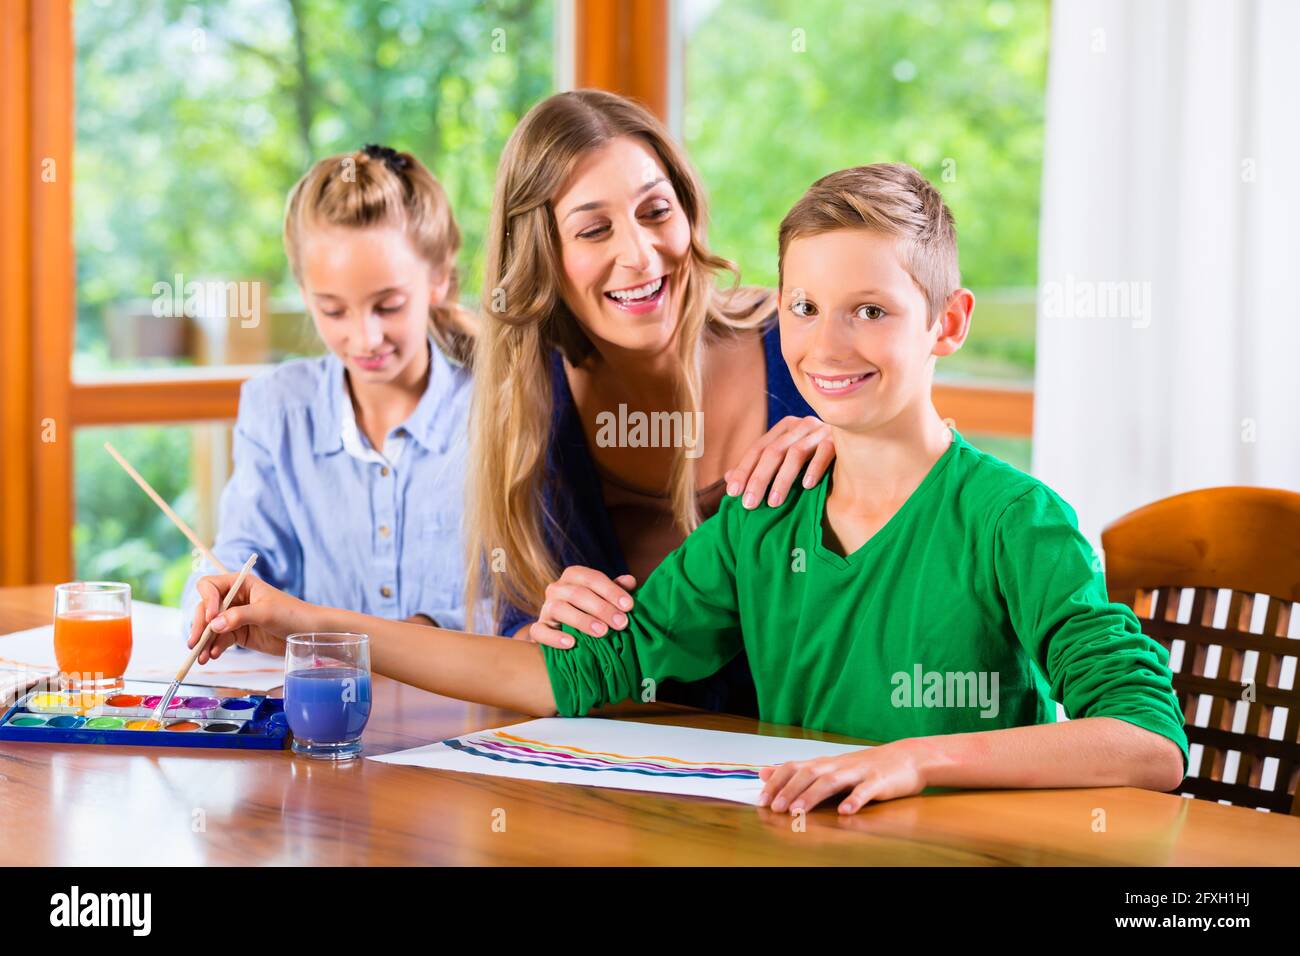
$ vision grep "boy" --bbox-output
[191,164,1188,815]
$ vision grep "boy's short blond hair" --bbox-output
[777,163,960,326]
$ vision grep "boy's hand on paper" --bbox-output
[725,415,833,510]
[188,572,315,663]
[526,566,637,649]
[757,741,926,814]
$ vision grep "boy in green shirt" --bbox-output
[547,163,1187,813]
[190,163,1188,815]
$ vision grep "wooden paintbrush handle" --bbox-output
[176,553,258,682]
[104,441,229,574]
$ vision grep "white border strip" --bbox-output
[554,0,576,92]
[667,0,685,138]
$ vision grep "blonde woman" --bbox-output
[180,144,478,635]
[465,90,834,714]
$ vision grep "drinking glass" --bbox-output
[53,582,133,693]
[283,633,372,760]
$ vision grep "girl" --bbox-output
[179,144,478,634]
[464,90,835,714]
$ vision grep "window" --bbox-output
[679,0,1045,471]
[75,424,231,605]
[6,0,1038,585]
[680,0,1046,463]
[68,0,556,599]
[74,0,556,375]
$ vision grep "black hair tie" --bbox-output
[362,143,410,174]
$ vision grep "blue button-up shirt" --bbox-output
[180,335,475,637]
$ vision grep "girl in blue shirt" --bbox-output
[180,144,477,633]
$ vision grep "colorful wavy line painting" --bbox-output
[444,728,764,781]
[370,718,869,805]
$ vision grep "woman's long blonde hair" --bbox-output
[466,90,769,631]
[283,146,474,365]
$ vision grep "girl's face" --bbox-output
[298,225,448,387]
[779,228,965,434]
[552,135,692,356]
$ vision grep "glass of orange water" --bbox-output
[54,582,133,692]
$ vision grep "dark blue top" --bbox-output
[503,320,815,716]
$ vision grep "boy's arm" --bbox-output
[543,496,747,716]
[761,487,1187,814]
[760,705,1189,815]
[907,712,1187,791]
[992,486,1189,775]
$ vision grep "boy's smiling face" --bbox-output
[779,228,968,434]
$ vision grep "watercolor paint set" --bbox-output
[0,680,290,750]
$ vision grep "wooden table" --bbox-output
[1,585,1297,866]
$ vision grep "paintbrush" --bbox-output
[148,553,258,726]
[102,441,229,574]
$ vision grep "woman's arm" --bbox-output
[189,573,558,716]
[758,716,1185,814]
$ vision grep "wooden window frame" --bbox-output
[4,1,75,585]
[0,0,1031,585]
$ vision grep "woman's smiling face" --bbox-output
[552,135,691,356]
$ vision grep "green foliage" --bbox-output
[940,291,1036,383]
[684,0,1049,374]
[964,433,1032,472]
[74,427,201,604]
[74,0,554,370]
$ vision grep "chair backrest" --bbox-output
[1102,486,1300,815]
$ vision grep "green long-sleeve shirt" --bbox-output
[543,429,1188,766]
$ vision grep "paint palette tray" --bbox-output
[0,680,290,750]
[24,689,258,722]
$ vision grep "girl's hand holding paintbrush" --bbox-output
[188,573,322,663]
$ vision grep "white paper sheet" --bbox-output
[0,600,284,692]
[368,717,870,805]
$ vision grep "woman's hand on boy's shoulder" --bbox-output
[725,415,834,510]
[523,566,637,649]
[757,740,927,815]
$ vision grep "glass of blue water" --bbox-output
[284,633,372,760]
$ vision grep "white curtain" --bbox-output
[1032,0,1300,546]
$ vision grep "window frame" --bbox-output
[0,0,1031,585]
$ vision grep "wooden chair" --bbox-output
[1102,487,1300,814]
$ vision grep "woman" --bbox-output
[196,94,831,717]
[464,90,834,714]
